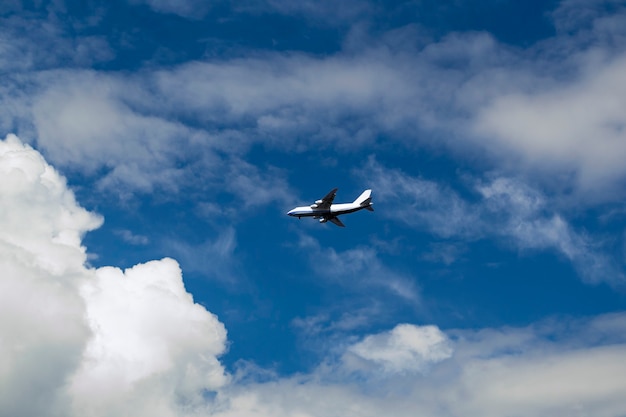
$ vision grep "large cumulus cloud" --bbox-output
[0,134,100,417]
[0,135,228,417]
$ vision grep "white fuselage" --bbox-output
[287,202,367,218]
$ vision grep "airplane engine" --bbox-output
[310,204,318,208]
[319,218,327,223]
[315,199,323,204]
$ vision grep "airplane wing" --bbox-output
[328,217,345,227]
[315,188,338,210]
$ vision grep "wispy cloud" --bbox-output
[473,54,626,195]
[359,158,482,239]
[292,305,386,337]
[297,233,421,302]
[114,229,149,245]
[31,70,212,195]
[225,158,295,210]
[0,6,112,72]
[358,158,626,286]
[163,227,241,285]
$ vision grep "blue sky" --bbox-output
[2,0,626,416]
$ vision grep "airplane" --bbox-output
[287,188,373,227]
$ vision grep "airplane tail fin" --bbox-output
[354,189,373,210]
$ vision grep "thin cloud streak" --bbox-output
[297,233,421,303]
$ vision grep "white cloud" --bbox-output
[477,177,624,285]
[0,11,113,72]
[114,229,149,245]
[31,71,211,195]
[71,258,228,416]
[457,345,626,417]
[0,135,228,417]
[0,134,98,417]
[150,52,410,150]
[474,54,626,194]
[0,134,102,275]
[446,317,626,417]
[292,305,385,336]
[345,324,453,375]
[26,69,296,204]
